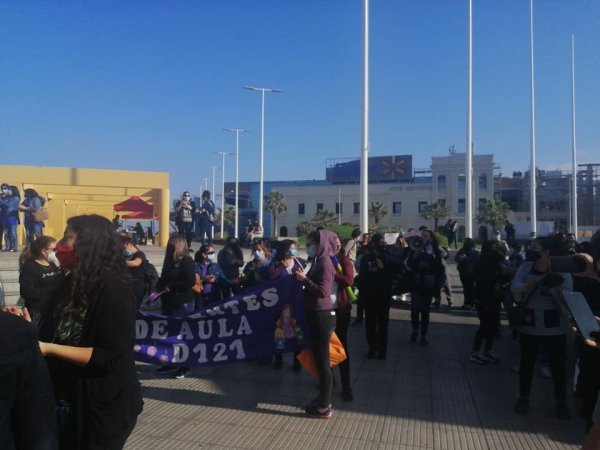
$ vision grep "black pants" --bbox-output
[364,301,390,357]
[519,333,567,403]
[460,274,476,307]
[198,219,213,245]
[355,296,364,322]
[335,307,351,389]
[177,222,194,248]
[411,291,432,336]
[308,310,336,408]
[473,303,501,352]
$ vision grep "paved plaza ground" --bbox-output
[126,262,586,450]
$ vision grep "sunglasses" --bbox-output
[207,251,215,255]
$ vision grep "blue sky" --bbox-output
[1,1,598,200]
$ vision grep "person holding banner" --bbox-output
[195,244,228,306]
[294,230,337,418]
[269,239,306,371]
[155,234,196,379]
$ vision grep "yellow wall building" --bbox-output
[0,165,170,246]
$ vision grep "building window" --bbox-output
[353,202,360,214]
[393,201,402,215]
[316,203,323,212]
[298,203,305,215]
[479,173,488,190]
[418,202,428,214]
[479,198,487,209]
[438,199,446,207]
[458,199,465,214]
[335,202,342,214]
[458,175,466,192]
[437,175,446,192]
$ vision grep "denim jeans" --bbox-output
[308,310,336,408]
[4,224,17,251]
[26,223,44,245]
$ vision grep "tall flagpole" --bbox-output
[529,0,537,235]
[570,34,578,236]
[465,0,473,239]
[360,0,370,234]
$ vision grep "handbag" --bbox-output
[296,332,347,377]
[33,207,49,221]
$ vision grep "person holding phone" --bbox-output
[174,191,197,251]
[511,237,573,419]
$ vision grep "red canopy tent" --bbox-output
[113,196,154,219]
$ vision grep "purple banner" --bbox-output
[134,276,308,366]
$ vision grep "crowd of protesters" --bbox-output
[3,207,600,448]
[0,184,47,252]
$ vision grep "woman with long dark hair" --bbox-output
[155,234,196,379]
[470,240,511,364]
[20,188,46,245]
[39,214,142,449]
[195,243,228,307]
[406,229,445,345]
[294,230,337,418]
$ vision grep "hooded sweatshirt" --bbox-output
[303,230,337,312]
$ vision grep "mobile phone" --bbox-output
[550,256,587,274]
[561,291,600,340]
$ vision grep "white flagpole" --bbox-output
[465,0,473,239]
[529,0,537,235]
[571,34,578,236]
[360,0,370,235]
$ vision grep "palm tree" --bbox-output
[420,201,450,230]
[369,201,388,225]
[477,198,511,231]
[312,210,338,229]
[264,191,287,237]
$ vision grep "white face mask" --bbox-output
[47,251,60,266]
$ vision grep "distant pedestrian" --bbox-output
[20,188,46,245]
[174,191,196,251]
[0,185,20,252]
[197,190,215,245]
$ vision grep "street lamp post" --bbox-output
[209,165,218,238]
[360,0,370,235]
[224,128,250,239]
[243,86,282,231]
[214,152,232,239]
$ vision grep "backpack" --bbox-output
[143,261,159,295]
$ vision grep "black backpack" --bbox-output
[143,261,159,295]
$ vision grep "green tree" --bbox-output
[264,191,287,237]
[369,201,388,225]
[223,205,235,227]
[477,198,511,231]
[312,210,338,229]
[420,201,451,230]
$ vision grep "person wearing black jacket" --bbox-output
[0,309,58,450]
[406,229,445,345]
[155,234,196,379]
[218,236,244,295]
[120,236,147,306]
[37,214,142,450]
[455,238,480,310]
[358,233,392,360]
[18,236,64,325]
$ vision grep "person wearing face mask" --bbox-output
[405,229,445,346]
[294,230,338,418]
[120,236,147,307]
[0,184,21,252]
[174,191,197,251]
[218,236,244,295]
[194,244,228,307]
[268,239,306,371]
[197,190,215,245]
[20,188,46,245]
[511,237,573,419]
[357,233,392,360]
[18,236,64,326]
[241,241,271,290]
[0,183,7,251]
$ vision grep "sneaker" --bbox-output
[156,365,177,374]
[481,352,500,364]
[305,405,332,419]
[470,353,487,364]
[341,387,354,402]
[514,397,529,414]
[174,367,190,379]
[410,331,418,344]
[419,336,428,346]
[556,402,570,420]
